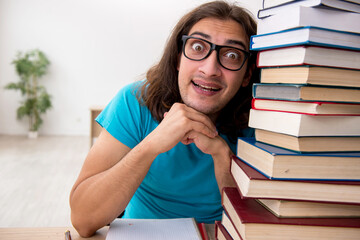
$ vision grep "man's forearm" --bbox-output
[70,135,159,237]
[211,141,237,194]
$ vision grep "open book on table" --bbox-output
[106,218,206,240]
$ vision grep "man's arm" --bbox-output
[69,129,158,237]
[183,131,237,193]
[69,103,218,237]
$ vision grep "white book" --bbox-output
[248,109,360,137]
[106,218,202,240]
[263,0,360,9]
[257,45,360,70]
[250,27,360,51]
[257,6,360,35]
[258,0,360,18]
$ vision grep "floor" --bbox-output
[0,135,89,227]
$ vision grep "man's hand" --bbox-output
[144,103,218,155]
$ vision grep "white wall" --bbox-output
[0,0,262,136]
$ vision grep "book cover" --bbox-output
[236,137,360,180]
[230,156,360,204]
[249,109,360,136]
[252,83,360,103]
[215,221,236,240]
[256,198,360,218]
[256,45,360,70]
[259,66,360,88]
[254,129,360,152]
[262,0,360,9]
[250,26,360,51]
[258,0,360,18]
[251,98,360,115]
[222,187,360,240]
[221,212,242,240]
[256,5,360,35]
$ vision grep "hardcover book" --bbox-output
[220,212,241,240]
[230,156,360,204]
[222,187,360,240]
[259,66,360,88]
[257,45,360,69]
[262,0,360,9]
[258,0,360,18]
[215,221,237,240]
[256,5,360,35]
[254,129,360,152]
[252,98,360,115]
[236,137,360,180]
[251,26,360,51]
[256,198,360,218]
[249,109,360,136]
[252,83,360,103]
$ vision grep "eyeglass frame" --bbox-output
[181,35,251,71]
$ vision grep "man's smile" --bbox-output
[191,80,222,93]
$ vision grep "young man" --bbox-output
[70,1,257,237]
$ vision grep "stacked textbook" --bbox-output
[215,1,360,239]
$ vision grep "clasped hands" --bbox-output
[147,103,227,157]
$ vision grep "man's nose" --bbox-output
[198,50,221,77]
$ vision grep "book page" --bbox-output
[106,218,202,240]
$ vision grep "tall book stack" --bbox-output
[215,1,360,239]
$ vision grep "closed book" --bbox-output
[250,27,360,51]
[257,45,360,69]
[236,137,360,180]
[262,0,360,9]
[260,66,360,88]
[252,98,360,115]
[257,198,360,218]
[255,129,360,152]
[222,187,360,240]
[230,156,360,204]
[215,221,236,240]
[257,6,360,35]
[220,212,241,240]
[252,83,360,103]
[258,0,360,18]
[249,109,360,136]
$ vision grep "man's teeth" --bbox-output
[194,82,220,91]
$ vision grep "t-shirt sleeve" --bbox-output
[95,82,146,149]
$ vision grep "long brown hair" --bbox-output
[138,0,258,142]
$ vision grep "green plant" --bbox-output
[5,49,52,132]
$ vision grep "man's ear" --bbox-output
[242,63,255,87]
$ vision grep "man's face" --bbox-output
[177,17,251,120]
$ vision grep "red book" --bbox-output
[197,223,209,240]
[230,156,360,204]
[215,221,236,240]
[222,187,360,240]
[252,98,360,116]
[256,45,360,70]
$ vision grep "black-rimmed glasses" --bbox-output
[181,35,251,71]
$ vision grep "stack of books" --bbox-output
[215,0,360,239]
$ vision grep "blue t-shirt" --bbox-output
[96,81,242,223]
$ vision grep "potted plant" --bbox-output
[5,49,52,138]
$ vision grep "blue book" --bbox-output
[250,26,360,51]
[236,137,360,180]
[252,83,360,103]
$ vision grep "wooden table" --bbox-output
[0,227,108,240]
[0,224,215,239]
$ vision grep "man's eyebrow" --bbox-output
[190,31,210,39]
[189,31,247,50]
